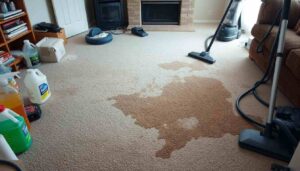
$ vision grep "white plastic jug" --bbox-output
[22,40,40,68]
[0,135,18,160]
[24,69,51,104]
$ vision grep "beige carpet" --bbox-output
[19,24,290,170]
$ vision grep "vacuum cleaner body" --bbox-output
[239,107,300,162]
[188,0,243,64]
[217,24,241,42]
[217,0,243,42]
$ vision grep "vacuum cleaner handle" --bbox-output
[265,0,291,136]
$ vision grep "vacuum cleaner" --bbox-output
[236,0,300,162]
[217,0,243,42]
[188,0,244,64]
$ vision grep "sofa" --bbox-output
[249,0,300,106]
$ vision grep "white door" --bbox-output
[52,0,89,38]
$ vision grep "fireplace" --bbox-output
[94,0,127,30]
[141,1,181,25]
[127,0,194,31]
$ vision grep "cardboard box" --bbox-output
[34,28,67,45]
[37,38,66,63]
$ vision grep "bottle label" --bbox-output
[22,124,31,143]
[30,54,40,66]
[22,124,29,136]
[39,83,50,101]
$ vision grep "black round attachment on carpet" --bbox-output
[86,27,113,45]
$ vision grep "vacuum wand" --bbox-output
[264,0,290,136]
[188,0,235,64]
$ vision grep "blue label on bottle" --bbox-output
[39,83,49,100]
[22,124,32,143]
[22,124,28,136]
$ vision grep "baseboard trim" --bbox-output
[193,20,219,24]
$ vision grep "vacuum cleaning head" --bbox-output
[239,129,294,162]
[188,51,216,64]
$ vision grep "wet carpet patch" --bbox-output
[110,76,252,158]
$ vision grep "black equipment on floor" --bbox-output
[188,0,243,64]
[237,0,300,162]
[34,22,61,33]
[25,104,42,122]
[131,27,148,37]
[271,164,291,171]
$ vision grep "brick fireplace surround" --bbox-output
[127,0,194,31]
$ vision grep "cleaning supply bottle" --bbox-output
[0,134,18,160]
[9,1,16,11]
[0,62,19,91]
[22,40,41,68]
[0,72,30,128]
[24,69,51,104]
[0,105,32,154]
[0,61,11,74]
[0,2,8,13]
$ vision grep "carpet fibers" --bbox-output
[19,24,290,170]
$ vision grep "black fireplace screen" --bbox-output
[99,2,121,22]
[94,0,127,30]
[142,1,181,25]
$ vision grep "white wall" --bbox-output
[241,0,261,33]
[24,0,55,25]
[24,0,94,26]
[193,0,228,23]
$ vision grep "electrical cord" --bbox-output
[106,27,127,35]
[235,9,282,128]
[107,30,126,35]
[252,32,280,108]
[0,160,22,171]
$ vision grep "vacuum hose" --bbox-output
[235,8,282,128]
[204,35,214,51]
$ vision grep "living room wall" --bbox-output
[24,0,94,26]
[193,0,228,23]
[24,0,55,25]
[25,0,228,26]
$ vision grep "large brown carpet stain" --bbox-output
[111,76,252,159]
[159,61,205,71]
